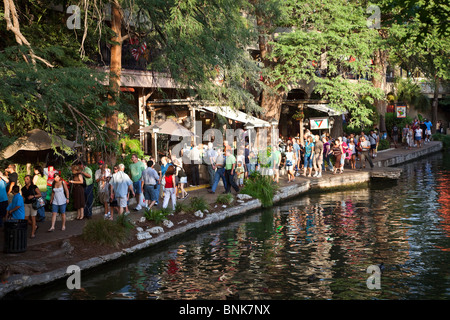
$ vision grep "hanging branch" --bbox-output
[3,0,54,68]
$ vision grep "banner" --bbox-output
[309,118,329,130]
[396,106,406,118]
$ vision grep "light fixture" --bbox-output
[270,118,278,126]
[244,122,255,130]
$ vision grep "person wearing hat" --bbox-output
[95,160,111,218]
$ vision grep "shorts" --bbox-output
[179,177,187,184]
[98,190,109,204]
[371,144,376,150]
[24,203,37,217]
[314,154,323,167]
[52,203,66,214]
[133,181,142,194]
[415,136,422,141]
[304,155,313,168]
[285,165,294,172]
[425,129,431,135]
[144,184,159,202]
[116,197,128,208]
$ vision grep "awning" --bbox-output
[140,119,196,137]
[198,106,270,128]
[305,104,347,116]
[0,129,80,161]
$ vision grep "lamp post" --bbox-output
[329,117,335,135]
[152,126,160,162]
[244,122,255,152]
[270,118,278,149]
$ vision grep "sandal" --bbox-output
[47,228,55,232]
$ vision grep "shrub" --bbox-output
[144,207,171,224]
[174,202,190,214]
[188,196,209,213]
[216,193,234,205]
[432,133,450,150]
[240,171,278,207]
[81,215,133,248]
[377,139,390,151]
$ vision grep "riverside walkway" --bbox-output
[0,140,443,298]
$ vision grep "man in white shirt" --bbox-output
[358,136,374,169]
[109,164,135,218]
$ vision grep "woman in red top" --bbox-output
[162,165,177,211]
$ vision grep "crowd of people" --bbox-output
[0,118,443,239]
[395,118,434,149]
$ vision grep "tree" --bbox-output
[267,0,385,129]
[134,0,263,113]
[0,0,129,157]
[388,7,450,132]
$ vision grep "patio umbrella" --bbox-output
[0,129,80,162]
[140,119,196,137]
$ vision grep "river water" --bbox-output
[26,152,450,300]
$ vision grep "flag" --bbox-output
[131,42,147,61]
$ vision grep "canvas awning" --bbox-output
[140,119,195,137]
[305,104,347,116]
[198,106,270,128]
[0,129,80,160]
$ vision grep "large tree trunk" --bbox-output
[372,48,389,132]
[255,6,284,146]
[431,76,440,134]
[105,1,122,164]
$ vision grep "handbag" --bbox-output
[32,188,46,210]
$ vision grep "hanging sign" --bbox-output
[396,106,406,118]
[309,117,329,130]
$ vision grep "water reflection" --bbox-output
[25,153,450,300]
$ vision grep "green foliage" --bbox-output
[394,78,431,112]
[188,196,209,213]
[432,133,450,151]
[268,0,385,129]
[384,112,414,136]
[216,193,234,205]
[378,139,391,151]
[174,202,190,214]
[136,0,264,114]
[119,137,144,157]
[144,207,171,224]
[81,215,133,248]
[240,172,277,207]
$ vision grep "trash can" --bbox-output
[3,219,28,253]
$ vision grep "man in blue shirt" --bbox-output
[7,186,25,220]
[424,119,433,142]
[293,138,301,176]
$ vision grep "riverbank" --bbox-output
[0,141,443,299]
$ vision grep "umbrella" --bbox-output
[0,129,80,161]
[140,119,196,137]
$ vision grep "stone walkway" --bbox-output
[0,140,443,298]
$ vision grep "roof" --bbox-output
[0,129,80,160]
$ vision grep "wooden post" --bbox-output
[299,104,304,145]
